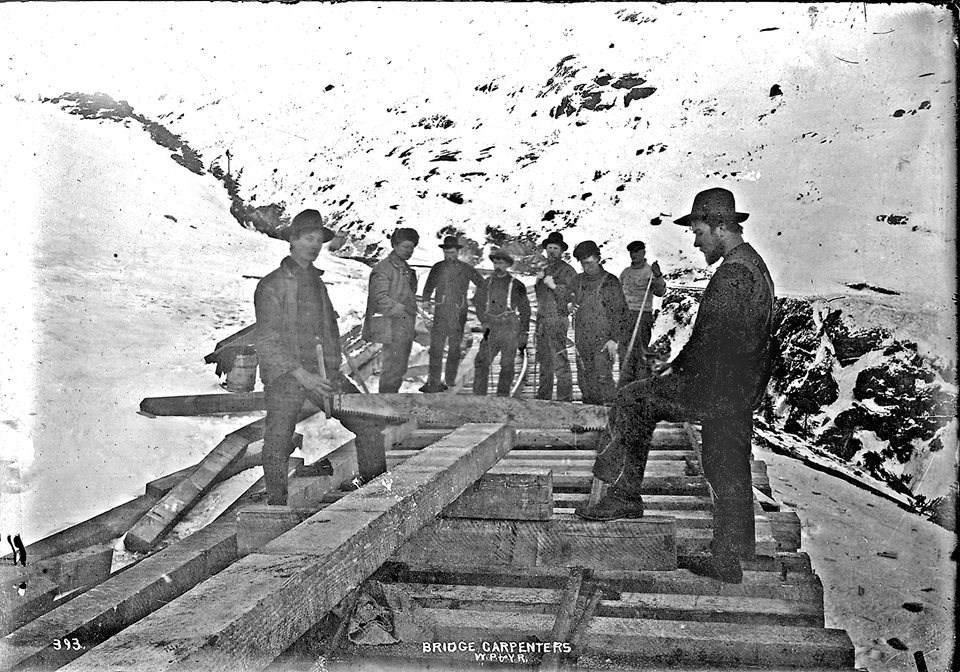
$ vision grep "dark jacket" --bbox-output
[573,269,628,347]
[254,257,342,385]
[535,258,577,321]
[474,273,531,340]
[422,259,484,327]
[362,252,418,343]
[672,242,775,413]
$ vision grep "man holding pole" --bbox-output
[618,240,666,386]
[255,209,358,506]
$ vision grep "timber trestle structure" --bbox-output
[2,320,854,671]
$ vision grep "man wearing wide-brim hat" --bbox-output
[534,232,577,401]
[254,209,358,505]
[419,235,484,392]
[472,248,531,396]
[578,188,777,585]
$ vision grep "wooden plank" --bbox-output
[394,427,689,450]
[442,466,553,520]
[753,486,782,511]
[769,510,802,552]
[0,570,58,636]
[541,567,589,671]
[677,528,778,560]
[64,424,516,672]
[599,592,824,627]
[35,544,113,595]
[334,393,609,429]
[140,391,265,416]
[378,582,822,628]
[580,617,854,669]
[552,493,712,511]
[0,462,299,672]
[124,418,270,553]
[376,562,824,603]
[17,494,159,564]
[393,515,677,571]
[237,440,358,553]
[144,443,272,498]
[549,472,707,495]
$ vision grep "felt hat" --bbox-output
[572,240,601,261]
[541,231,569,251]
[390,227,420,246]
[439,235,463,249]
[626,240,646,253]
[286,209,334,242]
[674,188,749,227]
[489,248,514,265]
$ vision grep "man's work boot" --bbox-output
[684,555,743,584]
[591,439,626,483]
[419,381,446,393]
[575,492,644,521]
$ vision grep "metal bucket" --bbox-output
[225,349,258,393]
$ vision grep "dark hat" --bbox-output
[286,209,334,242]
[489,248,514,264]
[674,188,749,227]
[626,240,646,253]
[572,240,601,261]
[439,235,463,249]
[541,231,569,251]
[390,227,420,246]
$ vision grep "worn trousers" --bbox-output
[264,371,358,505]
[618,310,654,387]
[473,318,520,396]
[535,317,573,401]
[606,374,756,561]
[379,334,414,393]
[427,321,465,388]
[576,341,616,406]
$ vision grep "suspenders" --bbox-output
[486,274,516,318]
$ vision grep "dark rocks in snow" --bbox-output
[822,309,890,365]
[416,114,454,130]
[770,84,783,97]
[624,87,657,108]
[441,192,464,205]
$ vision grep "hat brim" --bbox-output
[439,243,463,249]
[541,238,569,251]
[286,226,335,243]
[490,254,514,264]
[674,212,749,227]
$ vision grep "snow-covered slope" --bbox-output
[0,0,954,550]
[1,3,954,312]
[0,101,370,543]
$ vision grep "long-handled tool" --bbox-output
[315,344,333,418]
[510,345,530,397]
[340,342,370,394]
[624,272,655,367]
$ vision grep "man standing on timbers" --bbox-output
[255,209,358,506]
[618,239,667,387]
[419,235,483,393]
[576,188,776,584]
[534,232,577,402]
[472,248,531,397]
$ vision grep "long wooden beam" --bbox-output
[64,423,515,672]
[0,461,301,672]
[124,418,269,552]
[393,515,677,571]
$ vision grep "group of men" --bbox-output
[253,187,776,584]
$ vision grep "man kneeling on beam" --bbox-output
[576,188,776,584]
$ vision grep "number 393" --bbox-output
[52,638,83,651]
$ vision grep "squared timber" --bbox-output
[60,423,515,672]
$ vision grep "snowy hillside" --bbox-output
[0,101,371,544]
[0,0,954,555]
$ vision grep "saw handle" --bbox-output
[315,344,333,418]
